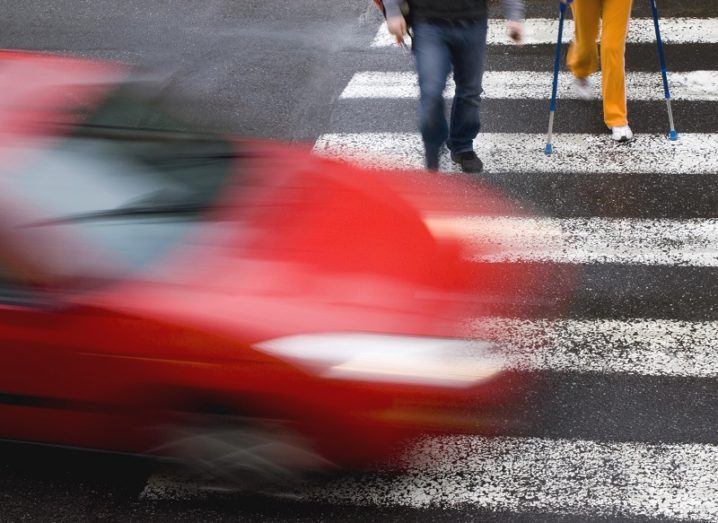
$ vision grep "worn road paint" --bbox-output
[140,436,718,521]
[424,215,718,266]
[470,317,718,377]
[305,436,718,519]
[313,132,717,175]
[340,70,718,101]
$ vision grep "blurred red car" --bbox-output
[0,51,534,482]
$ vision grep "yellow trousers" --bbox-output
[567,0,633,127]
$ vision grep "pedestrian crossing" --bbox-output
[310,5,718,520]
[142,4,718,520]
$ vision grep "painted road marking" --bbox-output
[305,436,718,519]
[470,317,718,377]
[340,70,718,101]
[372,18,718,47]
[426,215,718,266]
[313,132,718,175]
[141,436,718,520]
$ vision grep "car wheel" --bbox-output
[149,413,334,491]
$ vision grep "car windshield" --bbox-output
[2,86,236,276]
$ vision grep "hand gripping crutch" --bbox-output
[545,0,573,156]
[649,0,678,141]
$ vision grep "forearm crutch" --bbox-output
[545,0,573,155]
[649,0,678,141]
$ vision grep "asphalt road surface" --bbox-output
[2,0,718,521]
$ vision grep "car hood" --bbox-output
[82,145,481,342]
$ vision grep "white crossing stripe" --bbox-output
[303,436,718,519]
[340,70,718,101]
[470,317,718,377]
[426,215,718,266]
[313,132,718,175]
[140,436,718,521]
[373,18,718,46]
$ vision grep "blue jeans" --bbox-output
[412,18,488,169]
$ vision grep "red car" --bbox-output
[0,51,538,482]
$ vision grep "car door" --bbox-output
[0,254,148,452]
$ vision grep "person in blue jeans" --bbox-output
[385,0,525,172]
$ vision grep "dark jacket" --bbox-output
[383,0,524,22]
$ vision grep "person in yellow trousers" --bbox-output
[563,0,634,142]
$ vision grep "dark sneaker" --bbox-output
[450,151,484,173]
[425,159,439,171]
[425,151,440,171]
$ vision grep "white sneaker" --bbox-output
[572,76,594,100]
[611,125,634,142]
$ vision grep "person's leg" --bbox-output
[600,0,633,128]
[567,0,601,80]
[446,17,488,157]
[412,21,452,170]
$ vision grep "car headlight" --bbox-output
[253,333,507,388]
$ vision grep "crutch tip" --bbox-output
[544,143,554,156]
[668,130,679,141]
